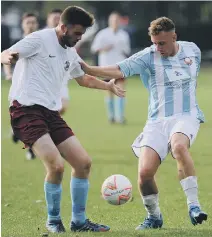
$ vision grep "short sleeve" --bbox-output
[69,62,85,79]
[8,32,42,59]
[116,48,151,77]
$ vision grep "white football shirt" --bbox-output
[91,27,131,66]
[8,28,84,111]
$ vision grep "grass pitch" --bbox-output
[1,67,212,237]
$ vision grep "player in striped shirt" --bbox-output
[80,17,208,229]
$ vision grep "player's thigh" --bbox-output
[56,136,91,170]
[170,116,200,148]
[132,122,169,163]
[138,146,161,177]
[32,133,64,172]
[48,112,74,147]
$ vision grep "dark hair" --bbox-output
[49,9,63,15]
[148,17,175,36]
[22,12,38,21]
[60,6,94,28]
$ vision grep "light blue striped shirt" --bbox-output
[117,41,204,122]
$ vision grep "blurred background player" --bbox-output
[3,12,39,81]
[3,12,39,160]
[91,12,131,124]
[45,9,70,115]
[46,8,62,29]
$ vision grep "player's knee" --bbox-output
[48,161,64,175]
[171,142,188,160]
[45,154,65,175]
[138,167,155,182]
[54,163,65,174]
[74,156,92,174]
[81,157,92,172]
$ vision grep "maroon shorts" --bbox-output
[9,100,74,148]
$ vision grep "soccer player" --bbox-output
[46,9,62,28]
[91,12,131,124]
[79,17,208,229]
[3,12,39,160]
[1,6,125,233]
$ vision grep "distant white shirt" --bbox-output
[8,28,84,111]
[117,41,204,122]
[91,27,131,66]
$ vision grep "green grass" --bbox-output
[1,67,212,237]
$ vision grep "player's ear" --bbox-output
[173,33,177,42]
[61,24,67,35]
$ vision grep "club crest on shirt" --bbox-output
[184,57,193,65]
[64,61,70,71]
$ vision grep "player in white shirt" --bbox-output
[46,9,62,29]
[91,12,131,124]
[1,6,125,233]
[80,17,208,229]
[3,12,39,160]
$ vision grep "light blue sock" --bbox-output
[44,182,62,222]
[71,177,89,226]
[115,97,125,122]
[105,97,115,121]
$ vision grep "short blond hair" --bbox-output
[148,17,175,36]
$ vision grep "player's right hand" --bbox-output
[1,50,19,65]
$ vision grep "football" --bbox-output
[101,174,132,205]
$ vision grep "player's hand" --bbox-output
[79,61,91,74]
[107,79,126,97]
[101,44,114,52]
[1,51,19,65]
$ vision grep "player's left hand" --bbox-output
[108,79,126,97]
[79,61,91,74]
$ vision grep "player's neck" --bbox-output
[23,32,30,37]
[110,27,118,32]
[170,42,179,57]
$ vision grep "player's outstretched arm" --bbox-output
[75,74,125,97]
[80,61,124,79]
